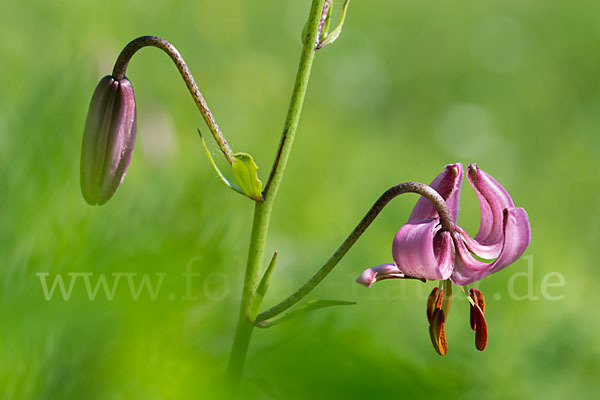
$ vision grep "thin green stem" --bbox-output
[226,0,325,394]
[111,35,234,164]
[264,0,325,200]
[461,285,476,306]
[226,201,271,391]
[442,279,453,317]
[257,182,454,322]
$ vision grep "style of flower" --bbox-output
[356,163,531,355]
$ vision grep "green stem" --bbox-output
[263,0,325,199]
[226,0,325,394]
[226,201,271,390]
[111,35,235,164]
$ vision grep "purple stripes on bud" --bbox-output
[80,75,137,205]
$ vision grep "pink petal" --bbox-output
[450,208,531,285]
[464,164,516,258]
[455,226,501,260]
[393,219,455,280]
[409,163,463,224]
[355,264,405,288]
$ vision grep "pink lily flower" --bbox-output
[356,163,531,355]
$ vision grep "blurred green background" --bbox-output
[1,0,599,398]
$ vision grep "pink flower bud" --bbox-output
[80,76,136,205]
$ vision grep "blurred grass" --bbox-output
[1,0,599,399]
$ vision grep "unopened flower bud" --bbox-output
[80,75,137,205]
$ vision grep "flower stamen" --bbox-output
[469,288,485,330]
[426,287,439,323]
[471,303,488,351]
[427,286,449,356]
[429,308,448,356]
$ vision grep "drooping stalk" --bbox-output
[226,0,326,393]
[256,182,454,323]
[111,35,235,164]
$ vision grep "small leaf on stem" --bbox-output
[198,129,244,195]
[321,1,333,40]
[316,0,350,50]
[255,299,356,328]
[232,152,264,202]
[248,252,278,323]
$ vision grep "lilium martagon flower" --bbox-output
[356,163,531,355]
[80,75,137,205]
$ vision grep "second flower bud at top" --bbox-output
[80,75,137,205]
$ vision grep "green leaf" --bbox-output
[317,0,350,50]
[232,152,263,201]
[255,299,356,328]
[248,252,278,323]
[301,20,310,45]
[321,1,333,39]
[198,129,245,196]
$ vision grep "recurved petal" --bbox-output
[450,207,531,285]
[455,226,502,260]
[355,264,405,288]
[409,163,463,224]
[392,219,455,281]
[465,164,515,254]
